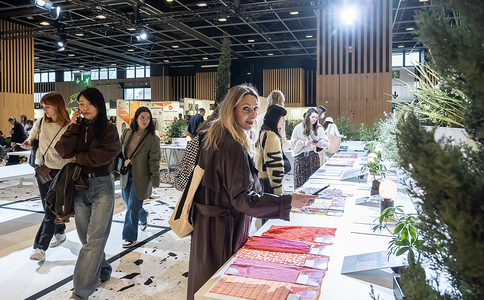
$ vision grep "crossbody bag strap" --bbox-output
[40,123,63,165]
[126,131,150,160]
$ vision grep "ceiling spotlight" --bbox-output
[218,17,227,22]
[33,0,61,20]
[55,35,67,51]
[406,27,415,31]
[197,2,207,7]
[127,27,136,31]
[111,63,117,66]
[164,59,169,63]
[167,0,173,2]
[172,45,179,49]
[127,48,135,52]
[40,21,50,26]
[248,39,255,42]
[79,65,84,68]
[34,56,39,60]
[135,30,148,41]
[68,53,75,57]
[268,53,273,56]
[202,57,208,60]
[398,45,404,48]
[96,14,106,19]
[306,35,313,38]
[289,11,299,15]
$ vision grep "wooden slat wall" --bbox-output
[195,72,216,100]
[0,20,34,135]
[172,75,195,101]
[150,76,172,101]
[263,68,305,107]
[316,0,392,125]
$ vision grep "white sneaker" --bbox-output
[50,232,66,248]
[30,248,45,261]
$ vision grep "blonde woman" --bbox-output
[187,84,316,300]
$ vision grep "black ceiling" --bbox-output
[0,0,429,72]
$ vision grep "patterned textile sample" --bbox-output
[225,258,326,287]
[244,236,312,253]
[210,275,320,300]
[262,225,337,243]
[234,247,330,270]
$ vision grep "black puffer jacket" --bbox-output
[45,162,84,223]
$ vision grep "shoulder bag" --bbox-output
[114,131,149,175]
[28,118,43,168]
[169,141,204,238]
[325,124,342,154]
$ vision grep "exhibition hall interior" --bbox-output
[1,0,482,300]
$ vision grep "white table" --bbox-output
[195,147,413,300]
[160,144,186,172]
[0,163,36,187]
[7,150,31,157]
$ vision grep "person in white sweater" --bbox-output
[290,107,330,189]
[23,92,71,262]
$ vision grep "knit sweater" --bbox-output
[27,118,70,170]
[255,130,284,195]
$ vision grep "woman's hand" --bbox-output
[69,155,77,163]
[306,140,316,147]
[20,140,32,149]
[291,192,317,208]
[71,110,82,124]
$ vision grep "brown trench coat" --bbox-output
[187,132,292,300]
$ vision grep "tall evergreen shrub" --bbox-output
[215,35,231,105]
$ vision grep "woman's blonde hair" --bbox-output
[267,90,285,107]
[204,84,259,153]
[40,92,70,127]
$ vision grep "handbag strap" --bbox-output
[40,121,63,165]
[126,131,150,159]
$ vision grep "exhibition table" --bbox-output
[195,145,412,300]
[0,163,36,187]
[160,144,186,172]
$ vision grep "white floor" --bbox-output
[0,170,295,300]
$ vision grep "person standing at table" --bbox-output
[291,107,330,189]
[187,84,316,300]
[55,87,121,300]
[255,104,288,195]
[8,116,27,144]
[187,108,205,138]
[119,106,161,248]
[24,92,71,261]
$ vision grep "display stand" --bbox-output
[195,142,415,300]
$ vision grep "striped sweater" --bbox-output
[255,130,285,195]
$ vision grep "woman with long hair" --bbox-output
[290,107,330,189]
[187,84,316,300]
[55,87,121,300]
[255,104,287,195]
[119,106,161,248]
[23,92,71,261]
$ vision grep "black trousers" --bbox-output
[33,168,66,250]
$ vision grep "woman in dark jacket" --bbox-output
[187,84,316,300]
[119,106,161,248]
[55,87,121,300]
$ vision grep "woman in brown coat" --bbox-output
[187,84,316,300]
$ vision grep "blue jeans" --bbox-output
[71,175,114,300]
[122,174,147,241]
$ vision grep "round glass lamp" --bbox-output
[379,180,397,213]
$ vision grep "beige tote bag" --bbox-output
[169,165,204,238]
[325,124,341,154]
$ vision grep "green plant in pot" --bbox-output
[361,153,387,196]
[372,205,425,267]
[165,119,187,143]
